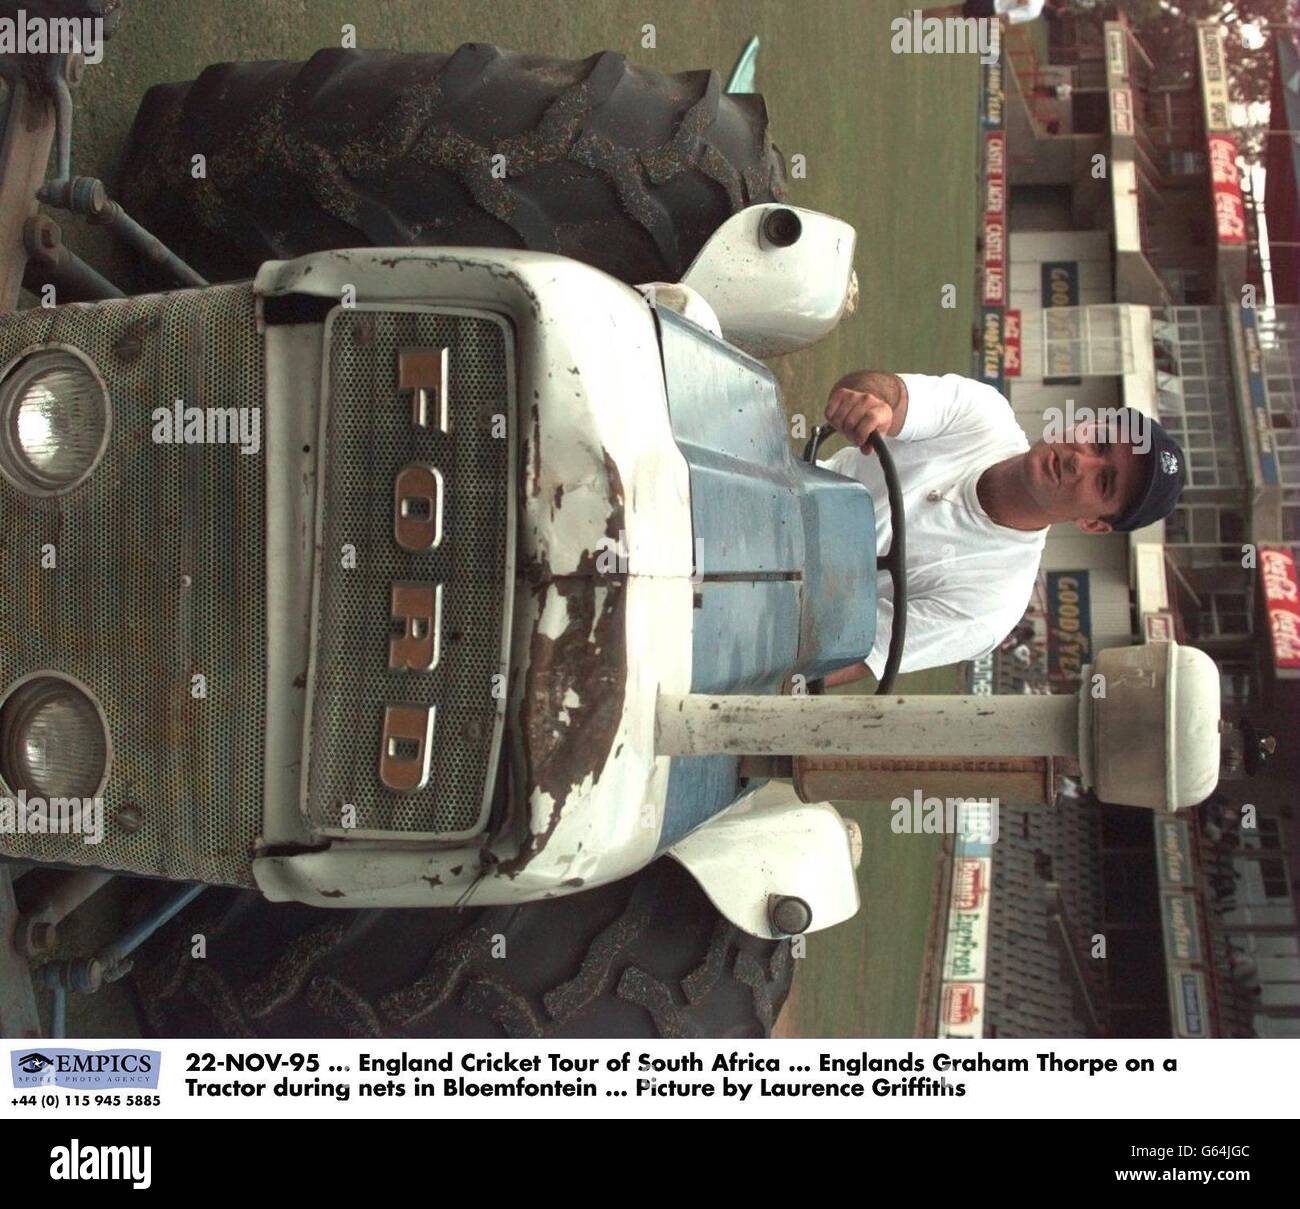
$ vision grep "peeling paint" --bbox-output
[501,452,628,877]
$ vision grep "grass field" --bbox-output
[53,0,980,1038]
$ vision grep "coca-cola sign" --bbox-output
[1260,546,1300,671]
[1209,134,1246,244]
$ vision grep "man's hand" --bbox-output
[826,387,893,454]
[824,371,908,454]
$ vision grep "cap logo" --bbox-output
[1161,450,1178,475]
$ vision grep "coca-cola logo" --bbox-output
[1271,611,1300,661]
[1214,191,1245,241]
[1261,548,1300,667]
[1208,136,1238,184]
[1261,548,1298,603]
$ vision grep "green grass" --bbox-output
[53,0,979,1038]
[66,0,982,414]
[778,664,963,1038]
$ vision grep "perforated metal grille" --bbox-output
[306,308,510,838]
[0,285,265,885]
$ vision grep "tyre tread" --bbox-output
[118,44,786,284]
[130,860,794,1039]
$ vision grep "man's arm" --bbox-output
[825,370,910,454]
[823,659,873,688]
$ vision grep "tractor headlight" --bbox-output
[0,347,111,495]
[0,675,110,800]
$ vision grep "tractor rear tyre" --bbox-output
[118,43,787,285]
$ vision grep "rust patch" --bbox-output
[111,316,156,365]
[501,451,627,876]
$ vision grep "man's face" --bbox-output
[1020,422,1147,532]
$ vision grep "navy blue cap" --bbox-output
[1111,408,1187,532]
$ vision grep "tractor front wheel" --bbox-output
[132,858,794,1038]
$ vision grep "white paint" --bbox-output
[634,282,723,337]
[681,204,857,358]
[535,589,572,641]
[260,322,324,849]
[667,781,860,939]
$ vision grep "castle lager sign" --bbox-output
[982,131,1006,306]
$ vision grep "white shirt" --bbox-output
[820,373,1047,678]
[996,0,1046,24]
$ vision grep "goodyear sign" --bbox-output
[1042,261,1082,385]
[1155,817,1195,889]
[1161,892,1203,964]
[1046,571,1092,689]
[978,305,1004,395]
[982,58,1003,129]
[1240,307,1280,485]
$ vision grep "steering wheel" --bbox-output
[802,425,907,695]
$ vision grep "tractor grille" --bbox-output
[305,308,512,839]
[0,285,265,886]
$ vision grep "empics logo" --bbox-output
[50,1140,152,1190]
[15,1052,54,1076]
[11,1048,160,1089]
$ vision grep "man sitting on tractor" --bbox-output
[818,371,1186,686]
